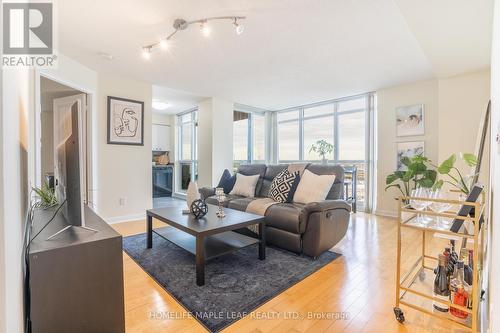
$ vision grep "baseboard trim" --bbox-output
[374,209,398,218]
[106,213,146,224]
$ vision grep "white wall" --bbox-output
[197,98,234,187]
[1,68,32,333]
[376,79,439,215]
[96,74,153,222]
[438,70,491,188]
[39,55,154,223]
[488,1,500,331]
[376,70,490,216]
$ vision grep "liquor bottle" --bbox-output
[433,254,450,312]
[434,247,451,275]
[461,248,473,286]
[467,249,474,309]
[447,242,459,275]
[450,261,468,318]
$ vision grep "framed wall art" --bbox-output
[107,96,144,145]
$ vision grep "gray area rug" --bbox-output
[123,228,340,332]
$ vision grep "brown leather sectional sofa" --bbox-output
[199,163,351,258]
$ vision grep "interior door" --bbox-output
[53,94,87,204]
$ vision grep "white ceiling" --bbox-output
[58,0,493,111]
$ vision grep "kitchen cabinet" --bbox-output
[152,124,171,151]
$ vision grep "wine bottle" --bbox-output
[434,247,451,275]
[447,242,458,275]
[461,248,473,286]
[434,254,450,312]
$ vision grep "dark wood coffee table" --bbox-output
[146,204,266,286]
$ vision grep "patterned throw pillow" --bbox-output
[268,168,300,203]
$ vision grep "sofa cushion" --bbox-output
[305,164,345,200]
[237,164,267,197]
[293,169,336,204]
[227,197,257,211]
[230,173,260,198]
[265,203,306,234]
[217,169,236,194]
[259,164,289,197]
[268,168,300,203]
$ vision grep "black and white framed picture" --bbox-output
[107,96,144,145]
[396,104,424,137]
[397,141,425,171]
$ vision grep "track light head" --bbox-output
[142,47,151,60]
[159,39,169,50]
[200,21,211,36]
[233,19,244,35]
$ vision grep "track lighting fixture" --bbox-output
[233,18,244,35]
[159,39,169,50]
[200,21,211,37]
[142,16,246,58]
[142,47,152,60]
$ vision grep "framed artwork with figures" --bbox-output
[107,96,144,145]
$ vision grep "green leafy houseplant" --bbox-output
[385,155,437,200]
[32,181,58,208]
[433,153,478,195]
[309,140,334,164]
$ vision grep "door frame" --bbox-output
[34,72,94,206]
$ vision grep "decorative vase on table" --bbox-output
[215,187,226,218]
[322,157,328,165]
[186,182,200,213]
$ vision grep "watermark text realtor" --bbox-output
[2,1,57,68]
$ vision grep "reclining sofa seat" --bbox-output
[200,163,351,258]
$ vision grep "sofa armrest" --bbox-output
[199,187,216,200]
[303,200,352,214]
[301,200,351,258]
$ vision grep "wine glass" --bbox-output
[429,189,452,230]
[410,188,427,224]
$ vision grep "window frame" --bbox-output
[233,109,266,166]
[275,93,374,212]
[176,108,198,193]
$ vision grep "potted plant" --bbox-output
[309,139,334,165]
[385,155,437,203]
[433,153,478,195]
[32,181,58,209]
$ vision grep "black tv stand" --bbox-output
[27,205,125,333]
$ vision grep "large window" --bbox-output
[276,94,373,211]
[177,109,198,192]
[233,111,266,169]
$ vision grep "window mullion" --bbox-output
[334,102,339,162]
[248,113,253,163]
[299,108,304,161]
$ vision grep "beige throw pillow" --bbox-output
[229,173,260,198]
[293,169,336,204]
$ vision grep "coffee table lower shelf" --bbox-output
[153,227,260,260]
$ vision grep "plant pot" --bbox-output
[322,158,328,165]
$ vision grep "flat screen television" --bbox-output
[54,100,85,227]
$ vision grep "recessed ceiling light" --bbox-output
[98,52,114,61]
[152,100,170,110]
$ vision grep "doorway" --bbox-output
[39,77,88,200]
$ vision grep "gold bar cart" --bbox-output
[393,195,485,332]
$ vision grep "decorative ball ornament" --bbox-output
[190,199,208,219]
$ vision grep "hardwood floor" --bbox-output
[113,211,471,333]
